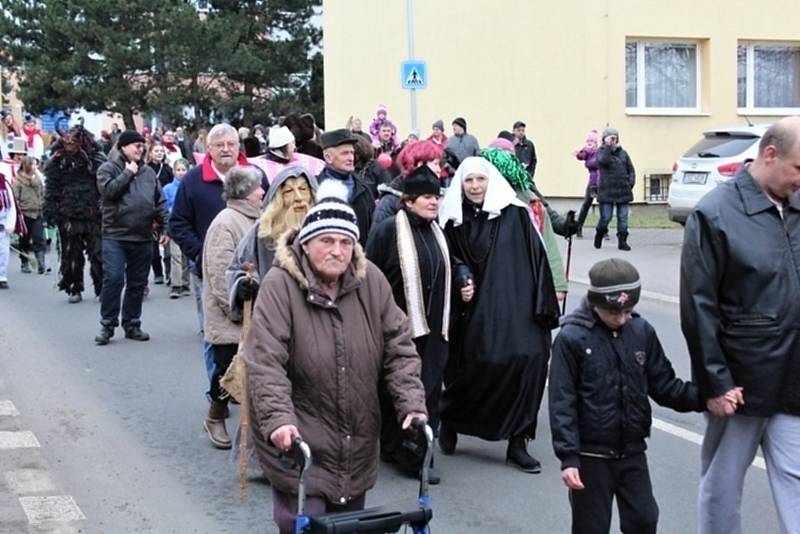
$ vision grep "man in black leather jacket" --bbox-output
[680,116,800,534]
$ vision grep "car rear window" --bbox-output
[682,134,759,158]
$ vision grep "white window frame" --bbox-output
[625,39,703,116]
[738,41,800,116]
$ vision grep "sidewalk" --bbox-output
[560,228,684,302]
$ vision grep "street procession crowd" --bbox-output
[1,104,799,534]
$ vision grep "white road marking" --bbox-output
[652,417,766,470]
[19,495,86,524]
[5,469,57,494]
[0,399,20,416]
[0,430,41,449]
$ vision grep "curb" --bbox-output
[570,277,680,305]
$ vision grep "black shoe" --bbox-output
[68,292,82,303]
[20,263,32,273]
[506,436,542,473]
[439,426,457,455]
[427,466,441,485]
[153,275,164,285]
[181,286,192,297]
[94,326,115,345]
[124,326,150,341]
[169,287,181,299]
[0,281,8,289]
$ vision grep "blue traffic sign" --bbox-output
[401,61,427,90]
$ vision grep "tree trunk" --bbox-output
[122,109,137,130]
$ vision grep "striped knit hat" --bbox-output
[587,258,641,310]
[297,179,359,245]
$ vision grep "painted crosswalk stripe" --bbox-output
[0,400,20,417]
[5,469,56,494]
[19,495,86,524]
[0,430,41,449]
[652,417,766,470]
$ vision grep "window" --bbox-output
[738,43,800,113]
[626,40,700,113]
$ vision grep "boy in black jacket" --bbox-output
[549,258,711,534]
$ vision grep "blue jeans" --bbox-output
[99,239,153,328]
[597,202,630,236]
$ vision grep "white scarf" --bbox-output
[438,156,527,228]
[396,209,451,340]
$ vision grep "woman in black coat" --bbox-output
[366,164,452,483]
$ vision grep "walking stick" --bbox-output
[237,263,256,498]
[562,210,576,316]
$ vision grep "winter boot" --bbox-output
[576,226,583,239]
[204,400,232,449]
[94,325,115,345]
[593,230,604,249]
[20,259,31,273]
[68,292,82,303]
[438,425,457,456]
[506,435,542,473]
[35,251,48,274]
[124,325,150,341]
[618,232,632,251]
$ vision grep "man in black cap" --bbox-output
[94,130,170,345]
[513,121,537,177]
[444,117,480,166]
[550,258,702,534]
[318,128,374,245]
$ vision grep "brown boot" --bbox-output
[203,400,232,449]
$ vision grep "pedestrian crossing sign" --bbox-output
[401,61,427,90]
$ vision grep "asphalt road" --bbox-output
[0,240,780,533]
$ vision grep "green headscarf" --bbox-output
[479,148,536,203]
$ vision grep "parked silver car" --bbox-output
[667,124,769,224]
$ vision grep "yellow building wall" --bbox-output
[323,0,800,199]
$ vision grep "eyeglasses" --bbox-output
[210,141,239,150]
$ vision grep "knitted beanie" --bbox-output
[587,258,641,310]
[297,179,359,244]
[117,130,146,148]
[452,117,467,131]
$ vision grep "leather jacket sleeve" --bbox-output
[680,210,736,399]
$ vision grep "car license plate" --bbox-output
[683,172,708,185]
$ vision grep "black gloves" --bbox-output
[236,277,260,302]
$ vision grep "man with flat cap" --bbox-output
[318,129,375,245]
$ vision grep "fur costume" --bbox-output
[42,126,106,296]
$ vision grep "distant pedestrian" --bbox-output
[163,158,191,299]
[147,142,174,285]
[95,130,169,345]
[594,127,635,251]
[512,120,537,177]
[550,258,702,534]
[11,157,47,274]
[444,117,480,166]
[0,168,18,289]
[573,128,600,238]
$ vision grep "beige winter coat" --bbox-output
[12,172,44,219]
[245,231,427,504]
[202,199,260,345]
